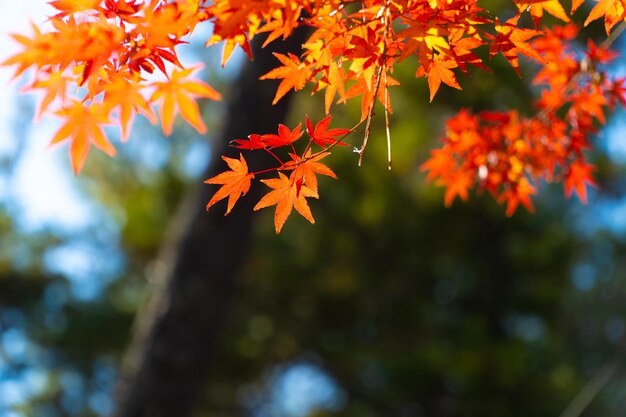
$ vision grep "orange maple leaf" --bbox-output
[150,67,221,136]
[488,16,544,76]
[321,61,347,114]
[427,55,462,102]
[205,154,254,215]
[283,150,337,197]
[420,147,458,182]
[571,0,586,13]
[515,0,570,24]
[132,1,195,49]
[584,0,626,34]
[260,53,312,105]
[2,23,54,77]
[51,101,115,174]
[254,172,317,234]
[104,73,157,141]
[443,171,473,207]
[49,0,101,17]
[27,70,70,119]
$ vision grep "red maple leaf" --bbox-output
[306,115,350,147]
[565,160,596,203]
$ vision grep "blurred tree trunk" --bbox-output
[114,31,306,417]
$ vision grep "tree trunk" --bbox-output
[114,31,306,417]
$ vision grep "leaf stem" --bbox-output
[264,147,285,165]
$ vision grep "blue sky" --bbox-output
[0,0,95,231]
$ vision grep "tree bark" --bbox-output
[114,31,306,417]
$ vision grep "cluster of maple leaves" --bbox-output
[206,115,350,232]
[3,0,626,232]
[422,24,626,215]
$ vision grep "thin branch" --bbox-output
[356,64,384,166]
[355,0,392,167]
[559,358,621,417]
[249,118,366,177]
[600,20,626,49]
[383,68,392,170]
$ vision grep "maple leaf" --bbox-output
[104,73,157,141]
[48,0,101,18]
[260,53,312,105]
[321,61,347,115]
[608,77,626,107]
[2,23,54,77]
[132,2,194,49]
[427,55,462,102]
[231,134,268,150]
[585,38,619,67]
[516,0,570,25]
[341,73,400,121]
[571,0,586,13]
[584,0,626,34]
[232,123,304,149]
[51,101,115,174]
[565,160,596,203]
[450,36,491,74]
[254,172,317,234]
[420,148,458,182]
[573,86,609,124]
[207,33,253,67]
[443,172,473,207]
[257,2,302,47]
[260,123,304,148]
[27,70,70,119]
[205,154,254,215]
[101,0,142,18]
[50,16,125,81]
[488,16,544,76]
[306,115,350,147]
[502,178,536,216]
[150,67,221,136]
[283,150,337,197]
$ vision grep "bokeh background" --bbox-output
[1,1,626,416]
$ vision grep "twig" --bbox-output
[356,64,384,166]
[559,358,621,417]
[355,0,392,167]
[384,68,392,170]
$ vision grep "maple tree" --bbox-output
[3,0,626,232]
